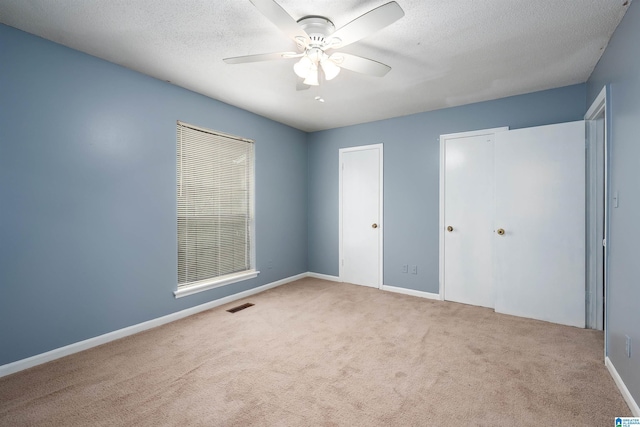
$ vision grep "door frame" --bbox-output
[585,86,609,338]
[339,143,384,288]
[438,127,508,300]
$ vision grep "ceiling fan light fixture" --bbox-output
[294,56,314,79]
[321,58,341,81]
[303,65,319,86]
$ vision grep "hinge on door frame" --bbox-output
[603,238,606,247]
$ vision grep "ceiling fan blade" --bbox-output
[331,53,391,77]
[249,0,309,42]
[223,52,300,64]
[328,1,404,48]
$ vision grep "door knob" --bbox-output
[372,223,378,229]
[447,226,453,232]
[497,228,505,235]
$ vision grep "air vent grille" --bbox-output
[226,303,254,313]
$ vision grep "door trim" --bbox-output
[438,127,508,301]
[339,144,384,288]
[585,86,608,341]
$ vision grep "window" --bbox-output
[175,121,257,298]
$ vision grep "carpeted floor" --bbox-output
[0,278,631,426]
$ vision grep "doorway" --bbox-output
[339,144,383,288]
[585,86,608,334]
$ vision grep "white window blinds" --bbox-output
[177,121,255,288]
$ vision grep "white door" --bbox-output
[340,144,383,288]
[494,121,585,327]
[442,132,497,308]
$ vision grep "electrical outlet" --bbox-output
[411,265,417,275]
[267,259,273,270]
[402,264,408,273]
[625,335,632,358]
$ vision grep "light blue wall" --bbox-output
[307,85,586,293]
[0,24,308,366]
[587,0,640,407]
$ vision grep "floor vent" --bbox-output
[226,303,254,313]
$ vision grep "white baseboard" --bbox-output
[381,285,441,300]
[606,356,640,416]
[306,272,341,282]
[307,274,441,301]
[0,272,307,379]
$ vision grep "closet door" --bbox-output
[340,144,383,288]
[494,121,585,327]
[442,133,496,308]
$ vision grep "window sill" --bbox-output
[174,270,260,299]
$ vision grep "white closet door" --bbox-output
[494,121,585,327]
[443,133,496,308]
[340,145,383,288]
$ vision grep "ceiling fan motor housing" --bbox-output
[296,16,336,50]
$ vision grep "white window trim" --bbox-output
[173,269,260,298]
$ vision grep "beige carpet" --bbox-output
[0,278,630,426]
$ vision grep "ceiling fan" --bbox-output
[223,0,405,87]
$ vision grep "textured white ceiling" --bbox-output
[0,0,630,131]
